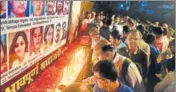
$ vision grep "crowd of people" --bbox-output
[63,11,175,92]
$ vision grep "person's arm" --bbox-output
[126,63,146,92]
[154,72,172,92]
[82,76,96,85]
[143,52,150,78]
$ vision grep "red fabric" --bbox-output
[80,36,91,46]
[80,22,87,35]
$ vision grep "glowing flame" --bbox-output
[58,47,86,86]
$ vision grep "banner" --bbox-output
[68,1,82,43]
[0,1,71,91]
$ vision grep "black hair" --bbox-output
[56,23,61,28]
[93,60,117,82]
[102,44,114,52]
[153,27,164,36]
[106,18,112,26]
[123,25,129,34]
[145,33,156,44]
[85,11,91,19]
[110,30,121,40]
[136,25,146,36]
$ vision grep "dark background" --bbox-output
[92,1,175,28]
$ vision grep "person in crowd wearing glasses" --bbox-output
[9,31,29,69]
[82,40,146,92]
[117,30,150,80]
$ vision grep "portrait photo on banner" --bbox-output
[8,30,30,70]
[0,1,7,18]
[44,24,54,50]
[46,1,56,16]
[55,22,61,44]
[8,0,29,18]
[61,21,68,41]
[1,34,8,75]
[63,1,70,15]
[56,1,64,16]
[30,0,45,17]
[30,26,43,57]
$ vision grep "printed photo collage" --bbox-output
[0,0,70,75]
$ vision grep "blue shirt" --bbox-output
[94,83,134,92]
[117,40,126,49]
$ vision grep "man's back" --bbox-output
[113,54,146,92]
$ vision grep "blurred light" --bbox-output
[145,9,154,15]
[140,1,148,7]
[157,5,174,9]
[120,4,124,8]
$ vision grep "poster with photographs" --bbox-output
[0,0,70,87]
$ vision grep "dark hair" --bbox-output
[62,22,66,30]
[9,31,28,69]
[85,11,91,19]
[92,60,117,82]
[110,30,121,40]
[31,26,43,38]
[136,25,146,36]
[44,24,54,43]
[145,33,156,44]
[0,39,7,64]
[102,44,114,52]
[123,25,129,34]
[153,27,163,36]
[106,18,112,26]
[56,23,61,29]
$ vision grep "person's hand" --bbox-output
[58,84,67,91]
[161,65,168,78]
